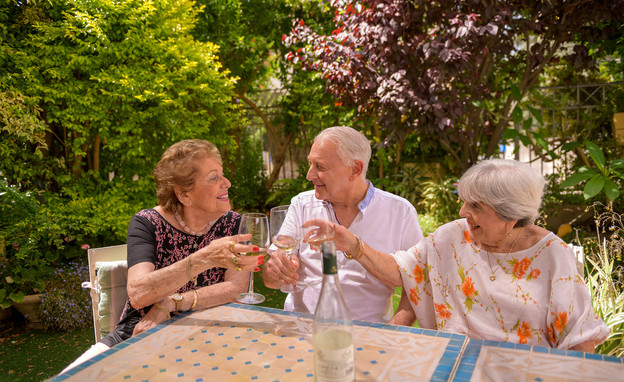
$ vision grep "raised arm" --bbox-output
[304,219,403,288]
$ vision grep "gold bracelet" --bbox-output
[190,289,198,310]
[186,254,198,286]
[344,235,363,260]
[153,302,171,320]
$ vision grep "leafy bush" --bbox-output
[226,132,269,212]
[420,177,461,225]
[0,179,133,309]
[380,164,428,209]
[581,203,624,356]
[39,261,93,332]
[0,180,55,307]
[418,213,442,238]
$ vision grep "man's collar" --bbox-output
[358,180,374,210]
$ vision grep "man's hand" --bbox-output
[261,249,300,289]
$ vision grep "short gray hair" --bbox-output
[457,159,545,226]
[314,126,371,178]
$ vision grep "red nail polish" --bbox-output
[258,255,264,260]
[258,260,264,265]
[252,246,260,251]
[254,267,260,272]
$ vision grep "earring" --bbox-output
[507,231,512,236]
[186,202,191,207]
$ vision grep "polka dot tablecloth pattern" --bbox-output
[54,304,460,381]
[53,304,624,381]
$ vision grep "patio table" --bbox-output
[51,303,624,381]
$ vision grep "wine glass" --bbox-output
[270,205,302,293]
[236,213,269,304]
[303,200,335,251]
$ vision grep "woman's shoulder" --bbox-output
[221,210,241,223]
[431,219,469,237]
[132,208,161,224]
[211,211,241,236]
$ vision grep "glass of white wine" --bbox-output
[270,205,302,293]
[236,213,269,304]
[303,200,335,251]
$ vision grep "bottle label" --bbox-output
[314,330,355,382]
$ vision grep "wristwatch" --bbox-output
[170,293,183,313]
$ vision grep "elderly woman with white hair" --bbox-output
[325,159,608,351]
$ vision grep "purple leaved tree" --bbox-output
[284,0,624,171]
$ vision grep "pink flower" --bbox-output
[81,244,90,250]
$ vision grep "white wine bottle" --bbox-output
[313,241,355,382]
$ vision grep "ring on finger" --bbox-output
[228,241,237,255]
[232,255,241,272]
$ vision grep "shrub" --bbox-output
[581,202,624,356]
[420,177,461,225]
[0,179,132,309]
[39,261,92,332]
[418,213,442,238]
[380,164,428,209]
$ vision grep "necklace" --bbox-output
[174,209,213,236]
[485,227,524,281]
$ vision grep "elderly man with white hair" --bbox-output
[262,126,423,323]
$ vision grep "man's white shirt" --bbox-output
[276,183,423,323]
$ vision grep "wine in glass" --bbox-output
[303,200,335,251]
[236,213,269,304]
[270,205,302,293]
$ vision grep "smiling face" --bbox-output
[183,157,232,220]
[459,200,516,250]
[306,139,355,204]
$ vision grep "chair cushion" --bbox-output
[95,260,128,338]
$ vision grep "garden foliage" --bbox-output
[582,204,624,356]
[39,262,92,332]
[284,0,624,171]
[0,0,245,308]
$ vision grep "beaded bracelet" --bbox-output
[344,235,363,260]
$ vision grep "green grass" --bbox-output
[0,274,289,382]
[0,322,93,381]
[0,273,398,381]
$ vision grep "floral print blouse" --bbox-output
[394,219,609,349]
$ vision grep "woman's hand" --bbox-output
[302,219,358,254]
[132,299,171,336]
[262,249,300,288]
[195,234,264,272]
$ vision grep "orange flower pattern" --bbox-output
[463,230,472,243]
[517,321,532,344]
[412,264,424,284]
[554,311,568,332]
[435,303,452,320]
[461,277,476,298]
[394,219,608,349]
[529,269,540,280]
[512,257,531,279]
[409,288,420,306]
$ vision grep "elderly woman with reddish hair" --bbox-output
[62,139,263,373]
